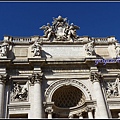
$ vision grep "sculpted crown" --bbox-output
[40,15,80,42]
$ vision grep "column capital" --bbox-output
[90,71,102,83]
[28,72,43,85]
[0,73,9,84]
[45,107,53,114]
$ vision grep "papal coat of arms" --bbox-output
[40,15,80,42]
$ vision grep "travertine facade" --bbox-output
[0,16,120,118]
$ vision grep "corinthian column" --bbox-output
[90,72,109,118]
[0,74,8,118]
[29,72,43,118]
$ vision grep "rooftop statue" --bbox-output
[85,40,95,56]
[0,40,10,58]
[40,15,80,42]
[31,40,41,57]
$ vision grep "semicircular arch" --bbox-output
[45,79,92,102]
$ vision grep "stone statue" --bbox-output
[0,40,9,57]
[31,41,41,57]
[40,16,80,42]
[40,23,54,40]
[66,23,80,41]
[85,41,95,56]
[11,83,28,102]
[116,46,120,58]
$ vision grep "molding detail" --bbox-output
[45,79,92,102]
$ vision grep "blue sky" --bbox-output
[0,2,120,42]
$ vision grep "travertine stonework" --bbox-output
[0,16,120,118]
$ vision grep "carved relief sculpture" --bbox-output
[105,74,120,98]
[10,82,28,102]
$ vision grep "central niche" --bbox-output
[52,85,86,108]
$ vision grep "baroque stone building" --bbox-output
[0,16,120,119]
